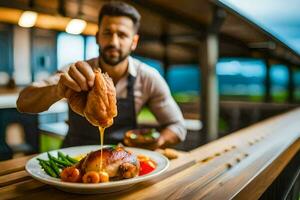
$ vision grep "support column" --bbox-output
[288,65,295,103]
[199,33,219,141]
[199,6,226,142]
[264,59,272,102]
[161,33,169,79]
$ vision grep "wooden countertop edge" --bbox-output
[186,107,300,199]
[189,107,300,162]
[233,138,300,200]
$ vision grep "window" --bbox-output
[57,32,84,69]
[133,55,164,76]
[167,65,200,93]
[294,70,300,101]
[217,58,265,100]
[166,65,200,103]
[85,36,99,60]
[0,24,13,85]
[271,64,288,102]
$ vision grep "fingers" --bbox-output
[60,73,81,92]
[75,61,95,88]
[60,61,95,93]
[69,64,89,91]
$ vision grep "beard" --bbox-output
[100,45,131,66]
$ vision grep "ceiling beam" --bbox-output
[132,0,300,66]
[130,0,252,55]
[131,0,207,32]
[0,0,58,15]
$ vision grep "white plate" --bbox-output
[25,145,169,194]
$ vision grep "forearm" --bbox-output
[17,84,62,113]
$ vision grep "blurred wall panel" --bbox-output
[31,28,57,82]
[13,26,31,85]
[0,23,13,85]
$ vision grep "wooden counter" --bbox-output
[1,107,300,199]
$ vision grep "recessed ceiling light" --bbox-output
[18,11,38,28]
[66,19,87,34]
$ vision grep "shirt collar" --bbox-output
[127,56,137,77]
[94,56,137,77]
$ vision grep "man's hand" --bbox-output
[57,61,95,99]
[58,63,118,128]
[157,128,180,149]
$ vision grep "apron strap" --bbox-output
[126,73,137,128]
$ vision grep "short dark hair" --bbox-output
[98,1,141,32]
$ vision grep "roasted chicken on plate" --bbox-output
[78,146,139,179]
[61,146,140,183]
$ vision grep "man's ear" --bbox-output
[96,31,100,45]
[131,34,139,51]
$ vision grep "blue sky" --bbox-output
[220,0,300,54]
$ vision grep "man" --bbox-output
[17,1,186,148]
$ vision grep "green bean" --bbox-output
[49,159,60,177]
[57,151,67,160]
[47,152,71,167]
[53,157,71,167]
[37,158,48,163]
[57,151,75,165]
[39,157,64,169]
[66,155,78,164]
[38,159,58,178]
[56,163,65,169]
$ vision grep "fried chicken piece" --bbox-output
[68,69,117,128]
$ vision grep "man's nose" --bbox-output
[109,33,120,47]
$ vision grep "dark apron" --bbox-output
[62,74,137,147]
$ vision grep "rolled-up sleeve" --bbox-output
[144,68,187,141]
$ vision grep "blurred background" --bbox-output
[0,0,300,160]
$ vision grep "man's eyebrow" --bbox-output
[103,28,111,31]
[118,29,128,34]
[101,26,132,34]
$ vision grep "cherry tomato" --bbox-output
[60,167,81,182]
[139,160,156,176]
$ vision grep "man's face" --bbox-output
[97,16,139,66]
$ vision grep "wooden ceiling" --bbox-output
[1,0,300,65]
